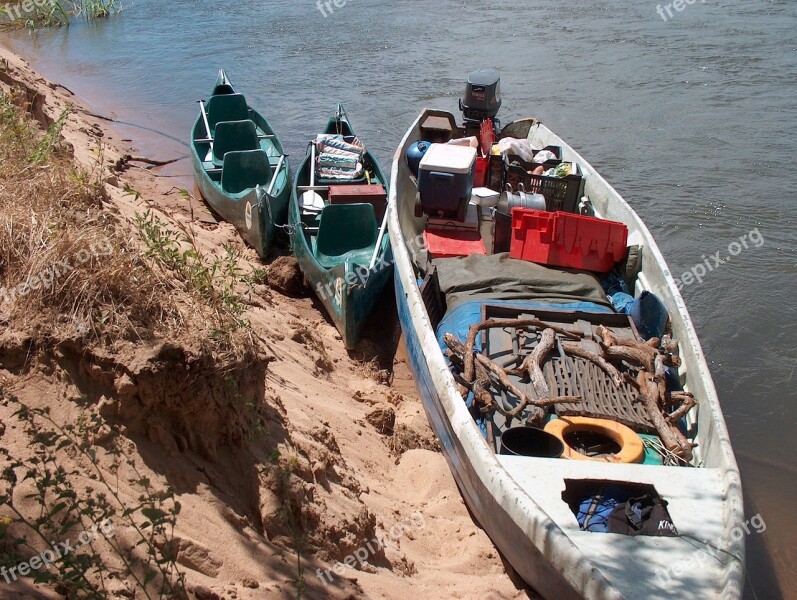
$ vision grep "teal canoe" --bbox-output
[288,104,393,349]
[190,69,291,259]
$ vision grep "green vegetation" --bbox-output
[1,0,122,29]
[0,397,187,599]
[0,88,181,343]
[0,88,256,355]
[133,209,252,345]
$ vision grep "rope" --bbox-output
[78,108,188,148]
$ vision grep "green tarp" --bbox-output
[434,253,612,311]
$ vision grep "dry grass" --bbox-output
[0,88,253,358]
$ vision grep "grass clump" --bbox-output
[1,0,121,30]
[133,210,252,345]
[0,86,255,359]
[0,89,181,343]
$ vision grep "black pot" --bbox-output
[500,427,564,458]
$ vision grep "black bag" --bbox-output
[607,494,678,537]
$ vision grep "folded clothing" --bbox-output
[315,134,365,180]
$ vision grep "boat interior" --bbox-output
[394,105,721,541]
[193,86,286,197]
[294,113,388,269]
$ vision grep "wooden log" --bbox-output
[596,325,657,371]
[446,345,493,408]
[445,350,471,399]
[669,391,696,404]
[520,328,556,401]
[447,335,514,411]
[654,354,669,407]
[492,393,582,421]
[602,346,656,372]
[660,335,679,355]
[462,318,583,391]
[667,397,697,424]
[444,333,579,423]
[561,343,624,388]
[635,369,693,460]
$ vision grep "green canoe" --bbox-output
[190,69,291,259]
[288,104,393,349]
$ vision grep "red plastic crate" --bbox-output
[509,208,628,273]
[474,156,488,187]
[424,229,486,258]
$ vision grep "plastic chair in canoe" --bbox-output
[206,93,249,136]
[314,203,378,269]
[220,150,272,196]
[212,120,259,168]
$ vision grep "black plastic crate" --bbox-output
[486,153,504,191]
[485,144,565,193]
[504,159,584,213]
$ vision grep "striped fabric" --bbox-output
[314,134,365,180]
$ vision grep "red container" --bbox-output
[474,156,488,187]
[480,119,495,156]
[424,229,486,258]
[509,208,628,273]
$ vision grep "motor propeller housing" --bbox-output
[460,68,502,122]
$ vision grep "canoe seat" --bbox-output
[207,93,249,132]
[212,83,235,96]
[221,150,273,195]
[314,203,378,269]
[213,120,259,167]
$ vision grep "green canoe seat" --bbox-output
[212,120,259,167]
[314,203,378,269]
[212,83,235,96]
[207,93,249,133]
[221,150,273,195]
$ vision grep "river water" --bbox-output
[4,0,795,597]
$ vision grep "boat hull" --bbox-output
[288,105,392,349]
[189,72,291,259]
[190,148,290,259]
[389,110,745,599]
[289,202,393,348]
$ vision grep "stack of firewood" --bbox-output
[444,319,697,461]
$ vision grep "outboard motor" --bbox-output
[460,68,502,123]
